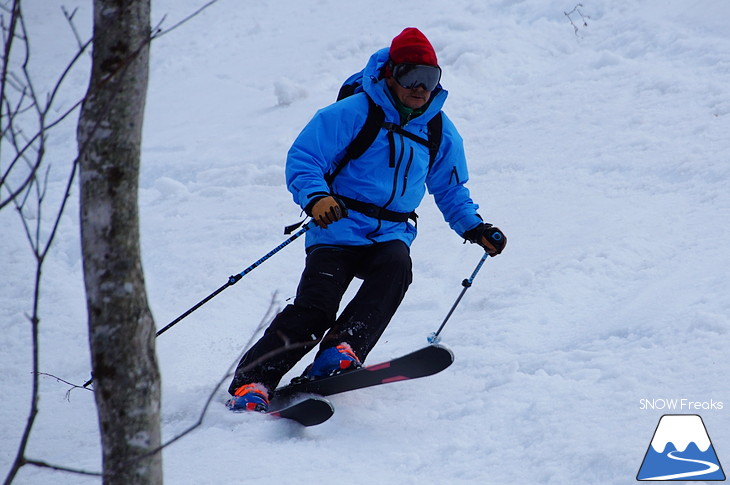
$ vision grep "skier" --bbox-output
[227,27,506,412]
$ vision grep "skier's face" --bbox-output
[387,77,432,110]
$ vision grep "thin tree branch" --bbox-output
[61,7,84,50]
[152,0,219,39]
[21,459,101,477]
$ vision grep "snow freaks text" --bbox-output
[639,399,724,411]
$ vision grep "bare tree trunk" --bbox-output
[77,1,162,484]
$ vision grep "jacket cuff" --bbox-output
[455,214,485,238]
[302,192,330,216]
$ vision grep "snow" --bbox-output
[2,0,729,484]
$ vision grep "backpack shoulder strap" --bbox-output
[426,111,443,169]
[325,95,384,185]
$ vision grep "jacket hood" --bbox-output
[361,47,447,125]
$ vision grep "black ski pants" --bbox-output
[228,240,412,394]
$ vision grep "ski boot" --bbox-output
[306,343,362,379]
[226,383,270,412]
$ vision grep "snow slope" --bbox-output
[2,0,729,483]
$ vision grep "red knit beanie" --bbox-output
[389,28,438,66]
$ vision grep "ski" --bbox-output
[267,395,334,427]
[274,343,454,401]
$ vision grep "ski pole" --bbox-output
[155,219,315,338]
[427,252,489,344]
[82,219,315,388]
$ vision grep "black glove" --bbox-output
[463,223,507,256]
[307,196,348,228]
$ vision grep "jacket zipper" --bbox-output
[383,139,405,210]
[401,146,414,196]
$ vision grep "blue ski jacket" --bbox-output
[286,47,483,248]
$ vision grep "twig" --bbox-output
[564,3,590,37]
[61,7,83,50]
[21,459,101,477]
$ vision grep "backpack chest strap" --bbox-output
[382,122,436,151]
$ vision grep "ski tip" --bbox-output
[427,342,455,360]
[268,395,335,426]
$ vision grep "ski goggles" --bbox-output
[392,63,442,91]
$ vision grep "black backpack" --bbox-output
[325,74,443,186]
